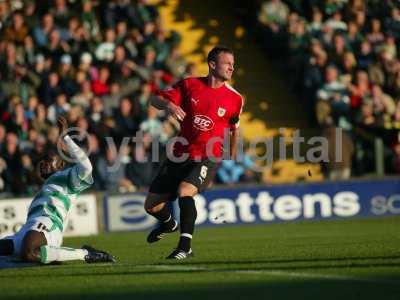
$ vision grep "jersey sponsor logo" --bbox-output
[193,115,214,131]
[217,107,226,117]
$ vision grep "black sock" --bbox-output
[177,196,197,252]
[148,204,175,229]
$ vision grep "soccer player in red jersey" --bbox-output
[145,46,243,259]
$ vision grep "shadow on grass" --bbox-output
[5,278,400,300]
[2,258,400,281]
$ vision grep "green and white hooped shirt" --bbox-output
[26,166,93,232]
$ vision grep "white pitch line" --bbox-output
[140,264,206,271]
[138,265,400,285]
[230,269,400,284]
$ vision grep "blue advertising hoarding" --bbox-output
[104,178,400,232]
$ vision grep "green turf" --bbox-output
[1,217,400,300]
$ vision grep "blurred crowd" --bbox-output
[253,0,400,178]
[0,0,195,196]
[0,0,258,197]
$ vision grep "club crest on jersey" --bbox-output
[217,107,226,117]
[193,115,214,131]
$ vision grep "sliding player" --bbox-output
[0,116,115,264]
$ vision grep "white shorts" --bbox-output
[4,216,63,257]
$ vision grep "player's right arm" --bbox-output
[151,81,186,121]
[57,116,93,183]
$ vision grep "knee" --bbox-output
[144,200,162,214]
[178,183,197,198]
[144,205,158,214]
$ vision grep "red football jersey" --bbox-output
[157,77,243,160]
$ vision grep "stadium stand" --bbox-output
[238,0,400,179]
[0,0,189,196]
[1,0,275,197]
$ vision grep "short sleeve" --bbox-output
[229,96,244,131]
[156,80,185,106]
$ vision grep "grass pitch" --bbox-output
[1,217,400,300]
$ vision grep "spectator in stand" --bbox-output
[322,126,354,180]
[31,103,50,134]
[389,101,400,129]
[366,18,385,49]
[126,142,156,191]
[349,70,370,109]
[357,40,374,70]
[88,96,106,130]
[102,82,122,117]
[1,133,22,195]
[95,28,116,62]
[139,106,165,141]
[4,11,29,44]
[91,66,110,96]
[217,151,260,185]
[114,97,140,142]
[71,80,93,109]
[307,8,323,38]
[340,51,357,85]
[25,96,39,121]
[389,142,400,173]
[380,35,397,62]
[58,54,77,97]
[369,84,396,122]
[135,82,153,121]
[329,33,348,67]
[346,21,363,51]
[258,0,289,54]
[0,125,6,153]
[355,101,379,128]
[324,10,347,32]
[217,160,244,185]
[96,146,134,193]
[33,14,55,47]
[47,93,71,124]
[346,0,365,19]
[165,46,187,79]
[385,7,400,41]
[81,0,99,38]
[10,102,29,141]
[258,0,289,31]
[19,153,38,196]
[40,71,62,106]
[354,10,366,29]
[316,65,351,129]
